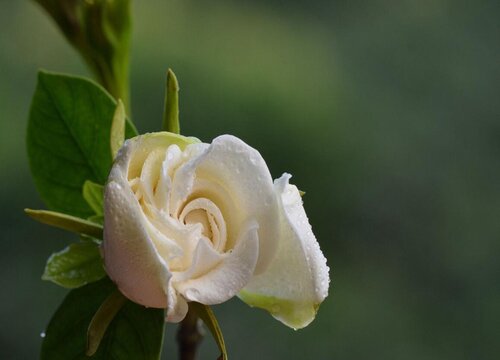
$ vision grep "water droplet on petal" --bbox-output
[40,332,46,338]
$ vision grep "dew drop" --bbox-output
[40,332,46,338]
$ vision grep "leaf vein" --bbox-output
[31,138,91,168]
[40,76,102,183]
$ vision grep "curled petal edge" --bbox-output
[239,174,330,329]
[176,221,260,305]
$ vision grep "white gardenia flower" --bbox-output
[103,132,329,329]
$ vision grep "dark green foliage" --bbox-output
[42,241,105,288]
[41,279,165,360]
[27,71,137,218]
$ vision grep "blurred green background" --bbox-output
[1,0,500,359]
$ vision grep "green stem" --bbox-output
[91,57,131,114]
[32,0,132,113]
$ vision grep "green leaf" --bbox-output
[190,302,228,360]
[80,234,102,245]
[88,215,105,226]
[27,71,137,218]
[42,241,105,288]
[87,290,127,356]
[25,209,103,239]
[110,100,126,159]
[162,68,180,134]
[83,180,104,216]
[41,279,165,360]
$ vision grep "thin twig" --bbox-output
[177,308,203,360]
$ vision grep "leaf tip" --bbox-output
[86,335,98,357]
[116,98,125,112]
[24,208,38,218]
[163,69,180,133]
[37,69,48,79]
[167,68,179,92]
[36,69,56,84]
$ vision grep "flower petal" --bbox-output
[239,174,330,329]
[174,237,224,283]
[183,135,280,273]
[176,221,260,305]
[166,283,189,323]
[103,133,197,309]
[103,177,171,308]
[126,132,198,180]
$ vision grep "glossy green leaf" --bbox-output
[83,180,104,216]
[110,100,126,159]
[162,68,180,134]
[190,302,228,360]
[25,209,103,239]
[27,71,137,218]
[41,279,165,360]
[42,241,105,288]
[87,290,127,356]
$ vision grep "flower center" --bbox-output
[178,197,227,252]
[127,144,232,273]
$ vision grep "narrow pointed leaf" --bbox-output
[87,290,127,356]
[43,241,105,288]
[162,68,180,134]
[83,180,104,215]
[41,279,165,360]
[190,302,228,360]
[25,208,103,239]
[80,234,102,244]
[110,99,126,159]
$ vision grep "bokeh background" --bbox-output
[1,0,500,359]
